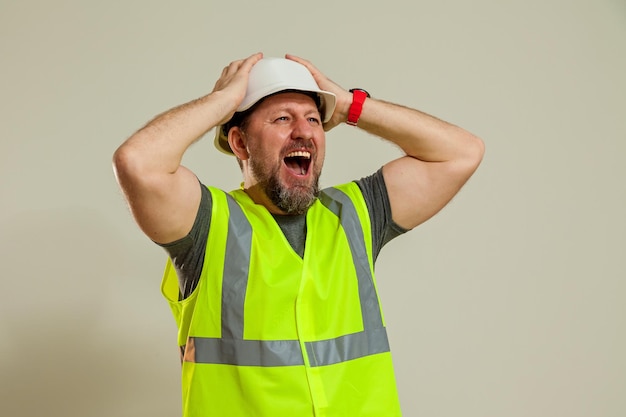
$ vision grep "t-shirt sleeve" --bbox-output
[158,181,211,299]
[354,168,409,261]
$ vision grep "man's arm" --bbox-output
[287,55,484,230]
[355,99,485,229]
[112,53,263,243]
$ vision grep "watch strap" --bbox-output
[347,88,370,126]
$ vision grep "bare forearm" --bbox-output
[347,97,484,229]
[356,98,484,164]
[111,54,262,244]
[282,54,484,229]
[115,90,233,175]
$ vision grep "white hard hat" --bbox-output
[214,57,336,155]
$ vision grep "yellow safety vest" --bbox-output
[162,182,402,417]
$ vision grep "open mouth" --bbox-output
[284,150,311,176]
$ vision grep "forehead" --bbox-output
[254,92,319,114]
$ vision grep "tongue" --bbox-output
[285,159,305,175]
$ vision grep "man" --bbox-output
[113,52,484,417]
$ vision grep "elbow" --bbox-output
[473,134,486,165]
[112,139,176,195]
[112,144,131,179]
[451,133,485,181]
[112,143,144,189]
[465,133,485,172]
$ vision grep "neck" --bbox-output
[242,185,288,215]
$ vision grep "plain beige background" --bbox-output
[1,0,625,416]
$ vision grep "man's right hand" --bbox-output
[112,52,263,245]
[211,52,263,126]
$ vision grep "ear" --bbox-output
[228,127,249,160]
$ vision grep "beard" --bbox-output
[249,154,321,215]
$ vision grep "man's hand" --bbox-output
[288,54,484,231]
[212,52,264,126]
[285,54,352,131]
[113,52,263,244]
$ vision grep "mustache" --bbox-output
[281,140,315,155]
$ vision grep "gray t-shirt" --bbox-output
[161,169,407,299]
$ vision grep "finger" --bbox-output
[285,54,319,75]
[224,59,245,77]
[222,53,262,83]
[213,53,263,95]
[238,52,264,73]
[214,60,243,92]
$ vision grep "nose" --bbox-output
[290,116,314,140]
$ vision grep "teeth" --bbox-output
[285,151,311,159]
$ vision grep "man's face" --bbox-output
[242,92,326,214]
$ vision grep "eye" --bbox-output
[275,116,290,122]
[308,116,321,124]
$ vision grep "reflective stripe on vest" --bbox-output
[184,187,389,368]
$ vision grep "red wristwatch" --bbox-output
[347,88,370,126]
